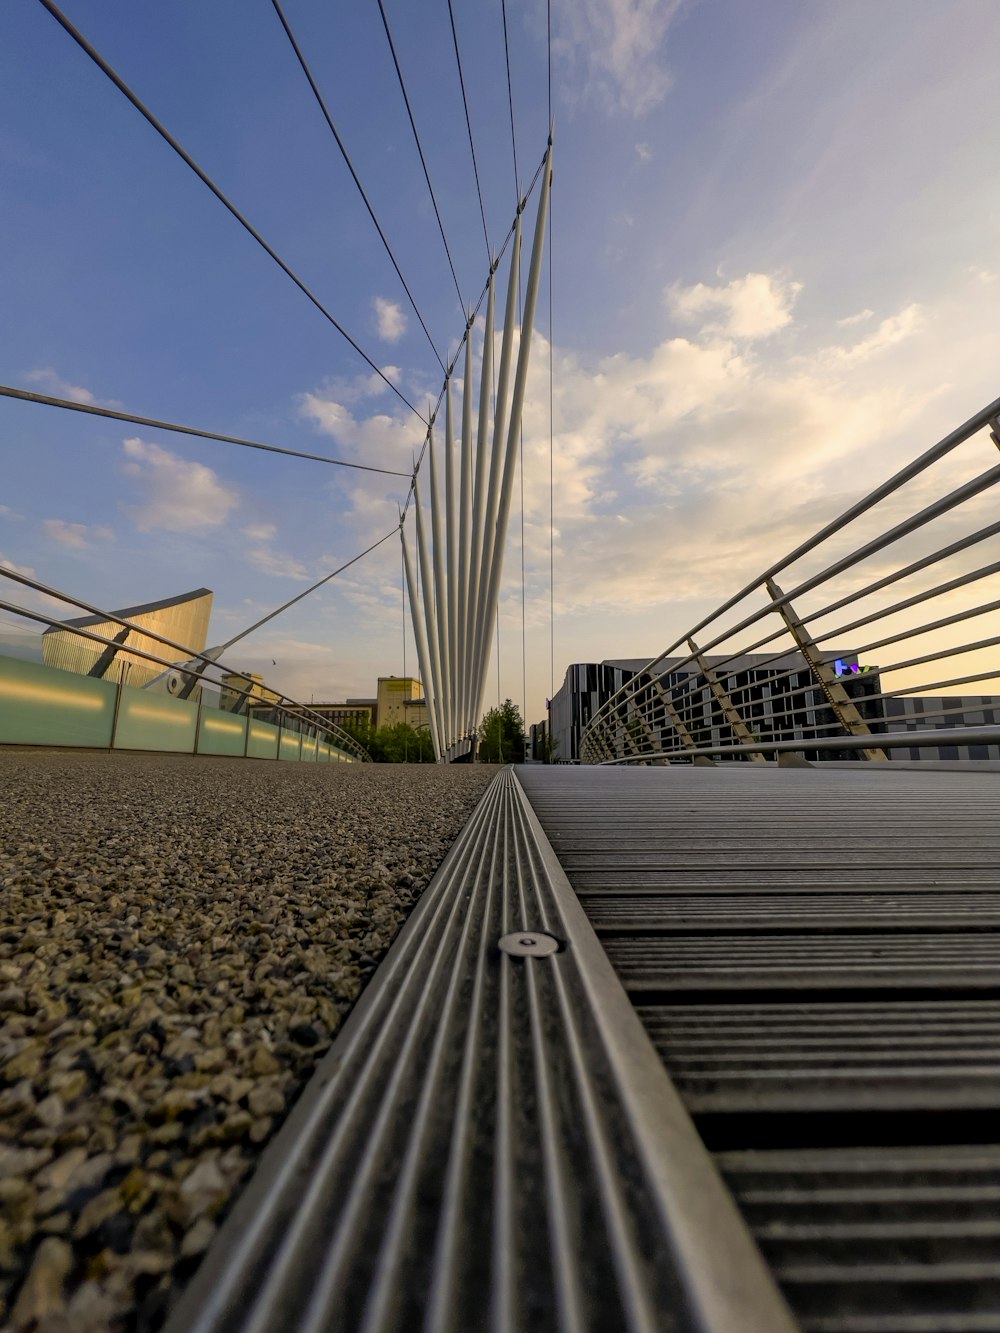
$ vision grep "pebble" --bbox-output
[0,749,495,1330]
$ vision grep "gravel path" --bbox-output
[0,750,497,1331]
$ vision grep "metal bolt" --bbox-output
[497,931,560,958]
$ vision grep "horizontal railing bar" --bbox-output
[593,725,1000,764]
[620,463,1000,727]
[588,401,1000,726]
[667,523,1000,691]
[0,598,368,758]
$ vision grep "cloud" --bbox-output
[0,505,23,520]
[827,303,924,365]
[42,518,114,549]
[555,0,684,117]
[120,437,239,532]
[374,297,407,343]
[23,368,120,408]
[0,556,72,616]
[242,522,277,541]
[635,142,652,164]
[836,308,875,327]
[667,272,803,340]
[246,546,311,581]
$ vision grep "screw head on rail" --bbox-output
[497,931,560,958]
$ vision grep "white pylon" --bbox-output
[402,138,553,761]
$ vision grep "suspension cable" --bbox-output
[547,0,554,706]
[0,385,410,477]
[375,0,466,319]
[500,0,520,198]
[446,0,491,265]
[270,0,446,375]
[36,0,424,423]
[219,529,398,650]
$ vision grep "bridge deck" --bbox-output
[517,762,1000,1332]
[169,762,1000,1332]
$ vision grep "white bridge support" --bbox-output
[401,139,552,761]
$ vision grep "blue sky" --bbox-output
[2,0,999,724]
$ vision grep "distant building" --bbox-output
[546,654,881,764]
[220,671,281,712]
[883,694,1000,761]
[42,588,213,690]
[544,655,1000,763]
[302,699,377,731]
[296,680,429,734]
[376,676,423,727]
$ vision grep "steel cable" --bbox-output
[270,0,446,375]
[36,0,424,423]
[376,0,466,320]
[0,385,410,477]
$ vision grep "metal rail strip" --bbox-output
[165,767,794,1333]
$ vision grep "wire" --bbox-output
[548,0,554,704]
[548,180,554,705]
[0,385,411,477]
[37,0,424,423]
[547,0,552,127]
[270,0,446,376]
[500,0,520,198]
[376,0,466,321]
[446,0,491,265]
[220,528,398,650]
[398,147,549,524]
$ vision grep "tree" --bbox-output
[334,719,434,763]
[478,699,526,763]
[536,730,559,765]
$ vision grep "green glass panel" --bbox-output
[247,720,280,759]
[0,655,116,748]
[114,686,197,752]
[279,729,301,761]
[301,735,317,762]
[197,707,247,757]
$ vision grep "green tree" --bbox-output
[536,730,559,764]
[334,718,436,763]
[478,699,526,763]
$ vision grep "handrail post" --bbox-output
[765,578,887,761]
[687,638,766,762]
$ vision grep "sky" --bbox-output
[2,0,999,728]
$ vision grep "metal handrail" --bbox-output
[581,396,1000,764]
[0,585,372,762]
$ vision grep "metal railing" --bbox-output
[0,568,372,762]
[581,395,1000,764]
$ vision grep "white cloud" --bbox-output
[0,556,72,615]
[23,368,121,408]
[246,546,311,581]
[836,308,875,327]
[42,518,114,549]
[555,0,684,117]
[374,297,407,343]
[1,555,35,578]
[0,505,23,520]
[827,303,924,365]
[243,522,277,541]
[635,142,652,164]
[667,272,803,340]
[120,437,239,533]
